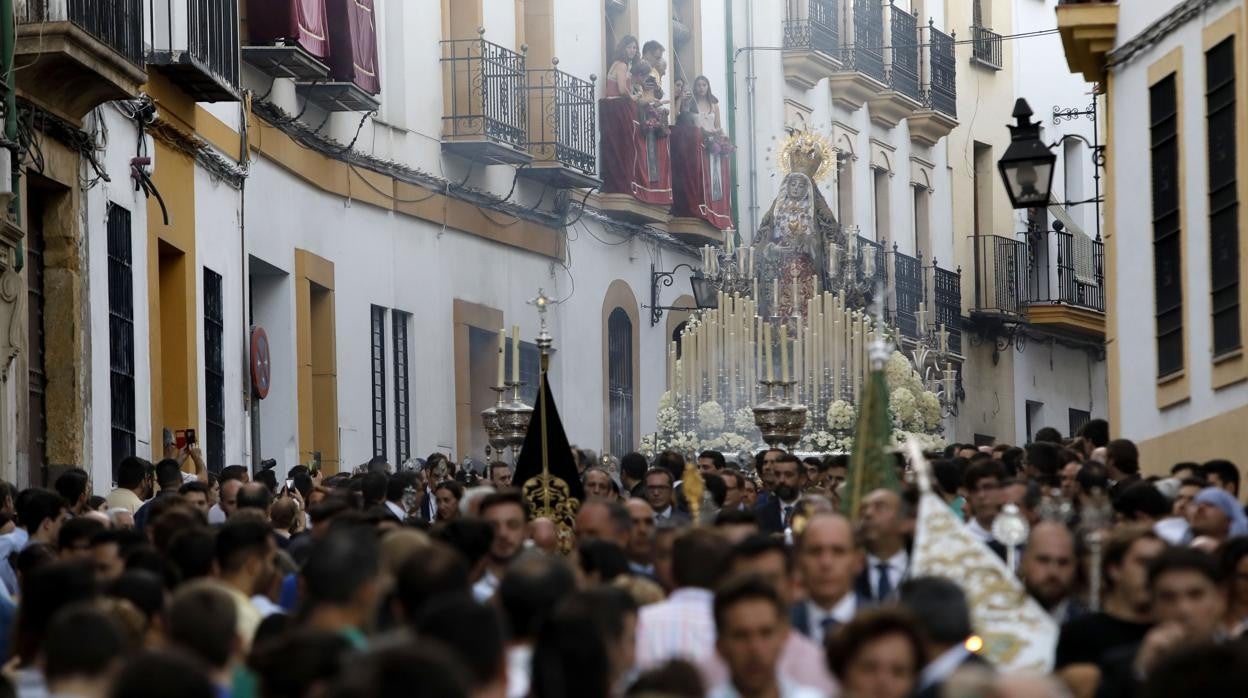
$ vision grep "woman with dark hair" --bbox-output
[826,608,927,698]
[607,35,640,98]
[434,481,464,522]
[689,75,722,133]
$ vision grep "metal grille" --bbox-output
[392,310,411,464]
[26,201,46,480]
[971,25,1002,70]
[62,0,144,66]
[892,245,922,338]
[1150,75,1184,378]
[203,268,225,473]
[528,68,597,175]
[1207,38,1241,356]
[1068,408,1091,439]
[845,0,886,84]
[107,205,136,473]
[923,22,957,117]
[370,305,387,459]
[607,308,634,458]
[1052,230,1105,312]
[974,234,1027,316]
[887,4,920,100]
[932,263,963,354]
[148,0,240,88]
[441,38,529,149]
[783,0,840,57]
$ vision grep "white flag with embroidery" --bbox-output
[905,443,1058,673]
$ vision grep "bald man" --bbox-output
[791,513,864,647]
[575,499,630,548]
[855,488,913,602]
[527,518,558,555]
[625,498,657,577]
[1021,521,1085,624]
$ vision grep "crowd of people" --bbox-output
[0,419,1243,697]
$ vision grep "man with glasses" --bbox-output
[644,468,689,525]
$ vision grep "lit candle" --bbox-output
[753,278,759,301]
[748,248,755,276]
[763,320,773,383]
[780,322,790,383]
[511,325,521,383]
[496,328,506,387]
[772,278,780,313]
[940,323,949,354]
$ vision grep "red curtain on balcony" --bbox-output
[671,124,733,230]
[325,0,381,94]
[246,0,330,59]
[599,98,673,206]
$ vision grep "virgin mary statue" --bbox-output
[752,134,844,317]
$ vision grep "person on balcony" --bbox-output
[606,36,640,99]
[689,76,722,134]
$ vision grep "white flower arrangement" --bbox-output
[656,406,682,434]
[917,391,943,431]
[889,387,917,430]
[894,430,947,452]
[826,400,856,431]
[697,401,726,433]
[799,431,852,454]
[639,433,660,458]
[701,431,756,454]
[658,390,676,411]
[732,407,757,434]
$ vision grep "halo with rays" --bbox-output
[777,130,837,183]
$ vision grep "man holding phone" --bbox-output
[163,428,209,485]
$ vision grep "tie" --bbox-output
[876,562,893,600]
[820,615,840,641]
[783,505,794,526]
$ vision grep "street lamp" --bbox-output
[998,99,1057,209]
[689,273,719,310]
[646,264,719,325]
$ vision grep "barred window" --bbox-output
[392,309,411,464]
[1207,38,1241,356]
[204,269,225,473]
[607,308,634,457]
[371,305,387,459]
[107,205,136,472]
[1150,75,1184,378]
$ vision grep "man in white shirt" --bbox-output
[962,460,1007,544]
[791,513,864,647]
[636,529,731,668]
[475,490,528,602]
[855,488,911,603]
[708,574,824,698]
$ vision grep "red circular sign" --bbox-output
[250,326,272,399]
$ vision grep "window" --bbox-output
[1025,400,1044,443]
[370,305,387,459]
[26,196,46,479]
[1207,38,1241,356]
[392,309,412,464]
[913,185,931,262]
[873,168,890,242]
[1068,408,1091,439]
[607,308,634,457]
[1150,74,1184,377]
[107,205,136,471]
[837,151,854,226]
[204,269,225,473]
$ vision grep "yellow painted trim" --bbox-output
[1024,304,1106,336]
[295,249,339,473]
[1148,48,1191,410]
[452,299,504,461]
[1137,402,1248,479]
[1203,9,1248,390]
[523,0,555,69]
[147,139,200,450]
[602,280,642,455]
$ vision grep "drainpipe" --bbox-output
[724,0,740,244]
[3,0,22,271]
[744,0,759,240]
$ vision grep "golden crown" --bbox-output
[778,131,835,182]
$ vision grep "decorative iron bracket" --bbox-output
[644,263,699,326]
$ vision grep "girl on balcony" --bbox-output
[606,35,640,99]
[690,76,723,134]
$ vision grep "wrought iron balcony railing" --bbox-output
[891,245,923,338]
[929,261,963,354]
[783,0,840,56]
[971,24,1003,70]
[974,231,1105,319]
[441,37,529,152]
[1042,230,1105,311]
[527,67,598,177]
[148,0,241,101]
[843,0,886,84]
[922,22,957,117]
[886,4,920,101]
[19,0,145,66]
[973,234,1028,316]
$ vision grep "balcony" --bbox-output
[970,24,1003,70]
[829,0,888,111]
[241,0,332,81]
[522,65,600,189]
[971,231,1105,338]
[440,36,532,166]
[867,4,922,128]
[928,261,963,355]
[670,124,734,242]
[889,245,923,339]
[909,21,958,147]
[1056,0,1118,82]
[147,0,240,102]
[14,0,147,123]
[782,0,841,89]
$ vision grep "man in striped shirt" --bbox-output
[635,528,731,668]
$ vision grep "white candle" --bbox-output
[496,329,506,387]
[780,322,790,383]
[772,278,780,313]
[764,321,773,383]
[511,325,521,383]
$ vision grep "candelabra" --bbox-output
[498,381,534,460]
[698,227,756,298]
[752,379,807,451]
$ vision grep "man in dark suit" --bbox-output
[644,468,691,526]
[756,453,805,534]
[790,513,866,648]
[900,577,993,698]
[854,488,912,603]
[1020,520,1088,624]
